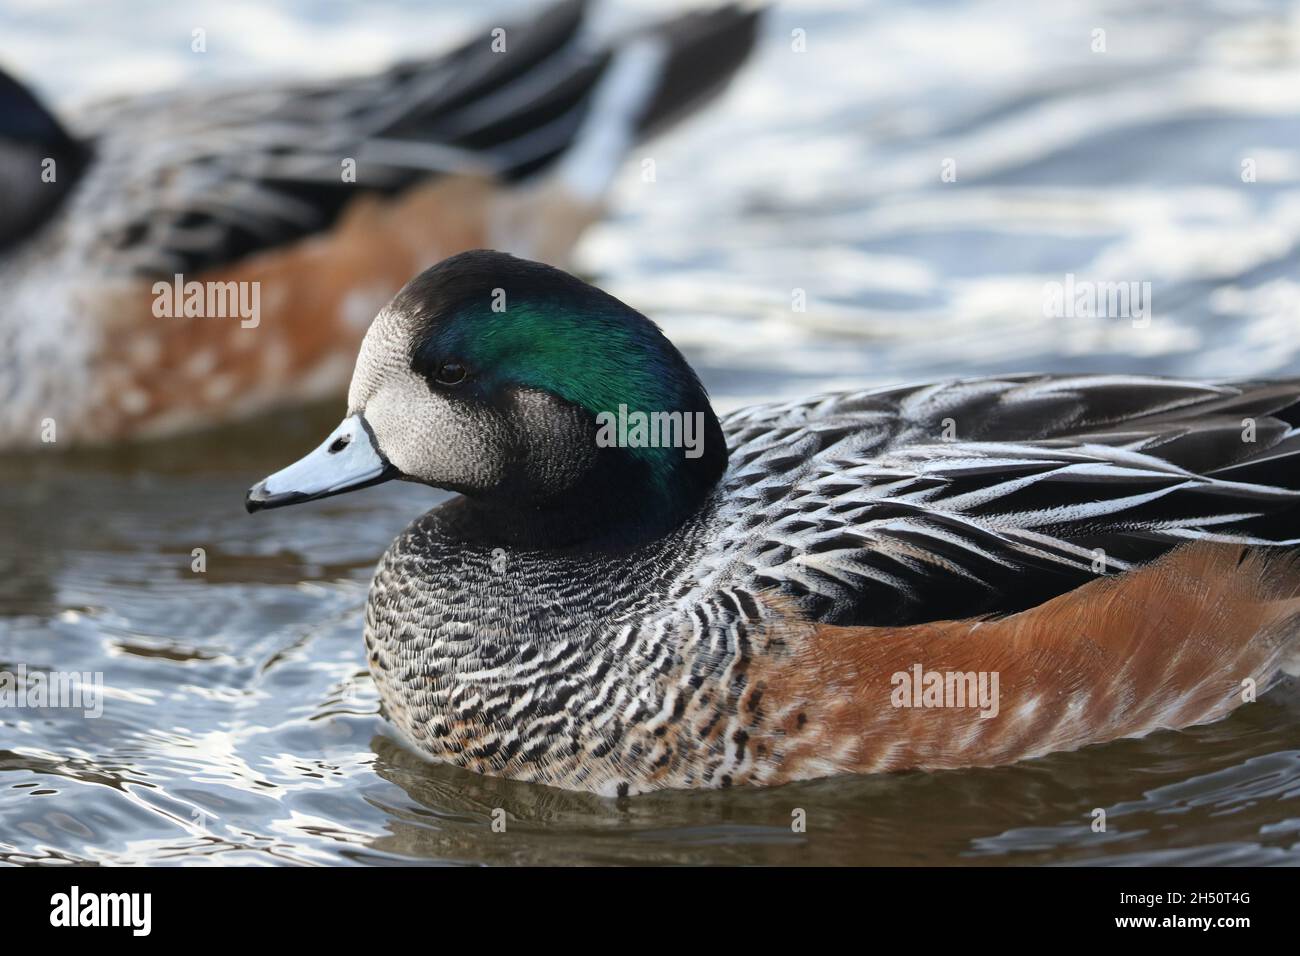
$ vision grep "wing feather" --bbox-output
[715,375,1300,625]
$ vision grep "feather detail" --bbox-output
[758,543,1300,781]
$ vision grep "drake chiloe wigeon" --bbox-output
[248,250,1300,796]
[0,0,759,448]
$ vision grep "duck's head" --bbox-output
[246,251,728,542]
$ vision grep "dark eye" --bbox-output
[435,362,467,386]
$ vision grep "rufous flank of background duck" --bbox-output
[248,250,1300,796]
[0,0,761,448]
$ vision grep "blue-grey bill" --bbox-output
[245,414,395,512]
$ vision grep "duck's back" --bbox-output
[56,0,760,279]
[707,373,1300,628]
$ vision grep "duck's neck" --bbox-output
[439,460,719,555]
[449,402,729,551]
[387,489,719,650]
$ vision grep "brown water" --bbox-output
[4,0,1300,865]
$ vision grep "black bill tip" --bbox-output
[244,482,308,514]
[244,464,399,515]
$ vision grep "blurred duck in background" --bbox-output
[0,0,760,448]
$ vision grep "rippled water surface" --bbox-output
[4,0,1300,865]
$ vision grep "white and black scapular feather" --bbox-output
[710,374,1300,625]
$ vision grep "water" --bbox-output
[4,0,1300,865]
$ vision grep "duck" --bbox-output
[0,0,760,449]
[247,250,1300,796]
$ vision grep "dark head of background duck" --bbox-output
[250,251,729,550]
[0,66,90,252]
